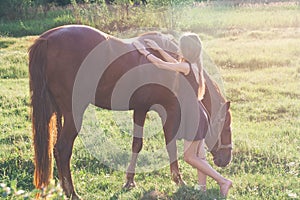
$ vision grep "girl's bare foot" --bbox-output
[219,179,232,197]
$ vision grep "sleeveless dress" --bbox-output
[176,62,209,141]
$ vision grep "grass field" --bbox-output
[0,2,299,199]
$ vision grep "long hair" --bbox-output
[179,33,205,100]
[28,38,60,189]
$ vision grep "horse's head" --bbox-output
[209,102,232,167]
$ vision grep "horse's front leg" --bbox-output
[163,109,186,186]
[124,109,147,189]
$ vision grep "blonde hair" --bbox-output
[179,33,205,100]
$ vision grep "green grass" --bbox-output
[0,3,300,200]
[0,36,33,78]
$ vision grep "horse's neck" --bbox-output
[106,37,141,66]
[108,37,132,52]
[202,70,226,118]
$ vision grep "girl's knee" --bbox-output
[184,140,202,164]
[184,153,196,164]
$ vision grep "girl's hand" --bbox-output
[144,39,161,51]
[133,40,148,55]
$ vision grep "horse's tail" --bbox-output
[29,38,60,189]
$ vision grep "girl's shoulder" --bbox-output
[180,61,191,75]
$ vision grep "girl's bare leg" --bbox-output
[184,140,232,197]
[196,140,207,192]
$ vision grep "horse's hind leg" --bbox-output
[163,109,185,186]
[124,109,147,189]
[54,112,81,199]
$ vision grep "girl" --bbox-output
[133,33,232,197]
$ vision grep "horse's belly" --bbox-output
[93,81,177,112]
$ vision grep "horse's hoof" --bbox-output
[171,173,186,186]
[178,179,186,186]
[123,181,136,189]
[71,192,81,200]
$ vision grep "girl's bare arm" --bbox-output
[133,40,189,74]
[147,53,189,75]
[144,39,178,63]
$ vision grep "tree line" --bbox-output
[0,0,200,20]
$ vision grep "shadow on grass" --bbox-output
[109,187,169,200]
[172,185,225,200]
[0,155,34,191]
[109,184,226,200]
[0,40,15,48]
[0,134,30,145]
[72,155,115,175]
[109,187,131,200]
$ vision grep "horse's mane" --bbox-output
[138,31,161,37]
[204,70,226,102]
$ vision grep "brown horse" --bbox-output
[29,25,232,199]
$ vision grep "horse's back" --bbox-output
[44,25,108,65]
[40,25,108,111]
